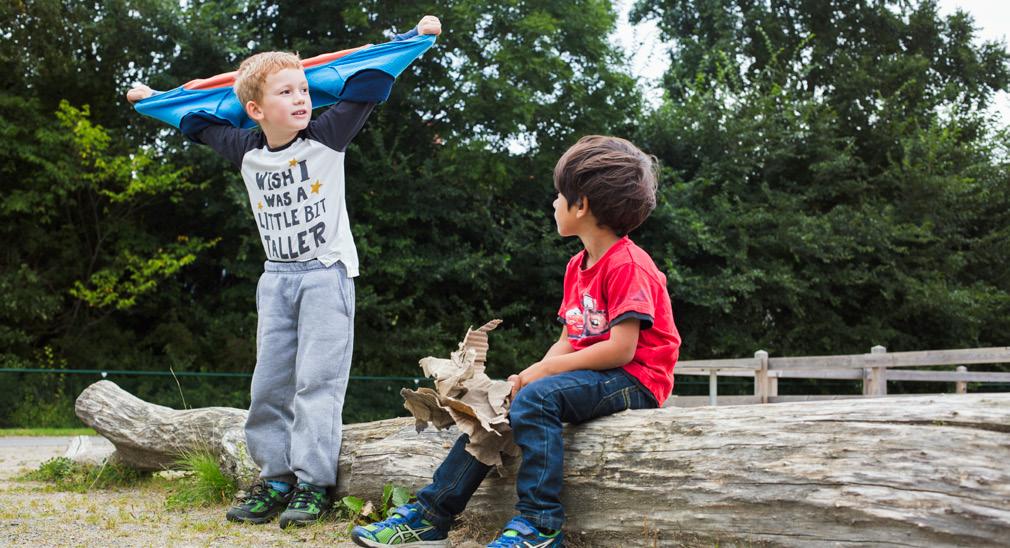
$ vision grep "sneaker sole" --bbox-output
[350,533,449,547]
[225,512,278,525]
[278,510,330,529]
[278,516,317,529]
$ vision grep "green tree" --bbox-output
[1,0,645,423]
[632,0,1010,358]
[235,0,643,376]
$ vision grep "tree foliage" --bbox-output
[631,0,1010,356]
[1,0,1008,425]
[0,0,639,423]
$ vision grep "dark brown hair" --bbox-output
[553,135,658,236]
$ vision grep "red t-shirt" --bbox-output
[557,237,681,405]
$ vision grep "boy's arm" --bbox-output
[127,83,255,168]
[306,101,376,153]
[128,85,256,169]
[509,320,641,397]
[307,15,441,149]
[542,327,575,360]
[312,15,440,106]
[397,15,441,39]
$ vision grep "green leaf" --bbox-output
[340,495,365,515]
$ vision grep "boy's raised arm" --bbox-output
[391,15,442,41]
[308,15,442,150]
[127,16,439,139]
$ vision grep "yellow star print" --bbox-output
[257,201,264,210]
[310,180,322,194]
[289,158,298,167]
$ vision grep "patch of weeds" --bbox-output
[0,427,96,437]
[337,482,412,526]
[23,456,74,482]
[164,451,237,510]
[21,457,149,491]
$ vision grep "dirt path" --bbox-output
[0,437,490,547]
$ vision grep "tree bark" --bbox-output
[75,381,1010,547]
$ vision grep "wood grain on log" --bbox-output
[76,381,1010,547]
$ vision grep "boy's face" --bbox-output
[553,192,579,236]
[248,67,312,133]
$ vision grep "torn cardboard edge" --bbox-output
[400,319,520,468]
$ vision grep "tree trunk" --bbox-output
[75,381,1010,547]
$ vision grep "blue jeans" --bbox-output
[415,368,656,532]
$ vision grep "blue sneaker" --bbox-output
[487,516,563,547]
[350,503,449,547]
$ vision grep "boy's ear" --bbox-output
[575,195,590,219]
[245,100,264,122]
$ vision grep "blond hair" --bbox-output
[233,51,302,105]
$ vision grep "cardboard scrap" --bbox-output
[400,319,520,467]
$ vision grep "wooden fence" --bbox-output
[668,346,1010,407]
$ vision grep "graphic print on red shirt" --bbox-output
[558,237,681,405]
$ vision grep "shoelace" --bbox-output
[382,514,409,526]
[288,487,321,509]
[375,506,415,527]
[244,482,279,505]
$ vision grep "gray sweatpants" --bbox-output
[245,259,354,487]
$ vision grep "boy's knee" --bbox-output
[510,380,559,422]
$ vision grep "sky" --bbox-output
[611,0,1010,120]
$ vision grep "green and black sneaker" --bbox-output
[226,481,292,524]
[278,482,331,529]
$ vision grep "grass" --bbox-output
[20,457,150,491]
[0,427,96,437]
[164,451,237,510]
[12,453,517,544]
[21,449,235,510]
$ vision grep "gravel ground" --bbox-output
[0,438,491,547]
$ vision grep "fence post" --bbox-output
[863,345,888,397]
[709,369,718,406]
[956,365,967,394]
[753,350,773,403]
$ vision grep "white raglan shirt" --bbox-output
[195,101,375,277]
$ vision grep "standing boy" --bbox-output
[351,135,681,547]
[126,16,442,528]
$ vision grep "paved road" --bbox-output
[0,437,71,480]
[0,436,74,448]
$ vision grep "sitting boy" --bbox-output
[126,16,442,528]
[351,135,681,547]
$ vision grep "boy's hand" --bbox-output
[126,84,154,104]
[508,374,522,399]
[508,362,552,399]
[417,15,441,36]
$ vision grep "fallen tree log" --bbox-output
[75,380,1010,547]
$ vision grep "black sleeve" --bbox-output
[306,101,376,152]
[184,113,261,169]
[392,27,419,41]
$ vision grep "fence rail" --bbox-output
[672,346,1010,407]
[0,367,430,383]
[6,346,1010,409]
